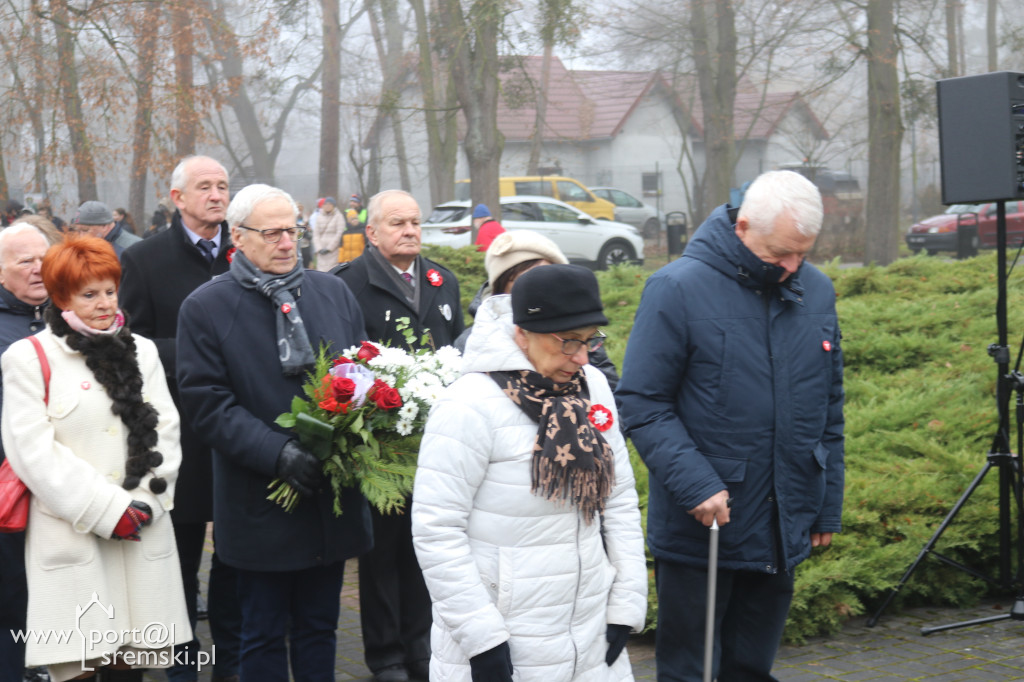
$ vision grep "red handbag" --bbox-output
[0,335,51,533]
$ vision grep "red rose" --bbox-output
[369,379,403,410]
[226,247,236,263]
[319,396,347,413]
[426,269,443,287]
[331,377,356,403]
[332,356,354,367]
[357,341,381,361]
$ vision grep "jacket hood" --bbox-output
[685,204,802,291]
[461,294,532,375]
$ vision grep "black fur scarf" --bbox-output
[46,306,166,494]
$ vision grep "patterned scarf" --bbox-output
[489,369,615,523]
[230,248,314,375]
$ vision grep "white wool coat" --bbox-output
[412,295,647,682]
[1,328,191,670]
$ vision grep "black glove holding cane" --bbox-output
[470,642,513,682]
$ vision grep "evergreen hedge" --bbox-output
[423,245,1020,644]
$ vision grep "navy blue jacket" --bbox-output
[0,286,46,464]
[616,204,844,573]
[176,270,373,571]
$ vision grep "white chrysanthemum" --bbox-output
[399,403,419,421]
[369,347,416,372]
[395,419,414,436]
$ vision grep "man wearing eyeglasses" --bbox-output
[176,183,373,681]
[119,155,242,682]
[333,189,464,682]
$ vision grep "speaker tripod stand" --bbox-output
[867,201,1024,634]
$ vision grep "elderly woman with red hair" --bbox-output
[0,235,190,681]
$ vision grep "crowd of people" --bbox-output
[0,165,844,682]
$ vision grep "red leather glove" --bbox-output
[111,501,152,541]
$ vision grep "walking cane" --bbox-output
[703,517,719,682]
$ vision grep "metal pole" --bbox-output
[703,518,719,682]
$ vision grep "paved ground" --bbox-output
[159,544,1024,682]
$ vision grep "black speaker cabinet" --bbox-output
[937,71,1024,205]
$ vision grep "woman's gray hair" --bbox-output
[226,184,299,228]
[738,170,824,237]
[171,155,229,193]
[367,190,417,227]
[0,222,49,263]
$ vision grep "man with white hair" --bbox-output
[616,170,845,681]
[119,155,241,682]
[176,184,373,681]
[0,223,49,682]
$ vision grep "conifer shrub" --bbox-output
[427,246,1019,643]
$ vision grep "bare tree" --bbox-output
[690,0,736,218]
[367,0,412,191]
[52,0,97,202]
[864,0,902,266]
[409,0,458,205]
[987,0,997,72]
[129,0,163,224]
[435,0,504,240]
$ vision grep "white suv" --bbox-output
[422,196,644,269]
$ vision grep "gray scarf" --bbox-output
[229,249,314,375]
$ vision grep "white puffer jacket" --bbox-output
[412,295,647,682]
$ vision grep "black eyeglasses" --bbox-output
[549,330,606,355]
[237,225,306,244]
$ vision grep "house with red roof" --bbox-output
[371,55,830,219]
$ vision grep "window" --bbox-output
[642,172,661,197]
[503,202,539,222]
[425,206,468,223]
[612,190,642,208]
[557,181,591,202]
[537,202,581,223]
[515,181,550,196]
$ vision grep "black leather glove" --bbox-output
[276,441,322,497]
[469,642,513,682]
[605,623,631,665]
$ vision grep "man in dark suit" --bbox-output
[176,183,372,681]
[333,189,464,682]
[119,155,241,682]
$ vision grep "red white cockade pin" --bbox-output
[822,340,832,352]
[281,303,292,314]
[426,269,443,287]
[588,404,614,432]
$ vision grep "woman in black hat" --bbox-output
[411,264,647,682]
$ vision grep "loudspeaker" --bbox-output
[937,71,1024,205]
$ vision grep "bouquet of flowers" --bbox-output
[269,322,462,516]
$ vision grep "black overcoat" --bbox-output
[332,250,464,349]
[119,213,231,523]
[175,270,373,571]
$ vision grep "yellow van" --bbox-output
[454,176,616,220]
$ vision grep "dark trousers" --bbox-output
[0,532,27,682]
[358,507,432,672]
[654,558,794,682]
[167,522,242,681]
[235,562,346,682]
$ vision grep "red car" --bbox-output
[905,201,1024,255]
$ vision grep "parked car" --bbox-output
[905,201,1024,255]
[590,187,664,238]
[422,196,644,269]
[454,176,616,220]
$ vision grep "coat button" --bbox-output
[490,582,497,589]
[74,523,86,532]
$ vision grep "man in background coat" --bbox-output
[0,224,49,682]
[119,155,241,682]
[333,189,463,682]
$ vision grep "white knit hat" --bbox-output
[484,230,568,289]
